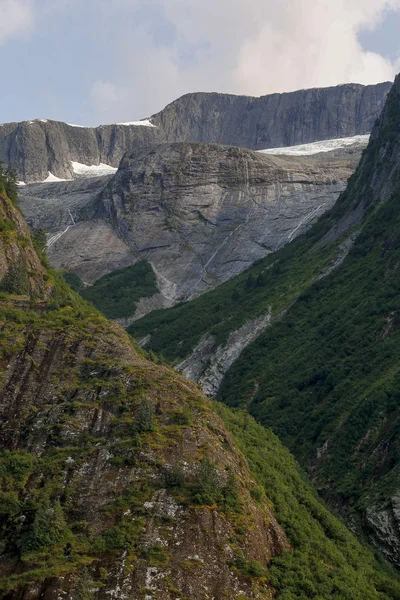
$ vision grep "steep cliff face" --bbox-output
[130,76,400,568]
[92,140,362,306]
[151,82,391,149]
[0,120,164,183]
[0,82,389,183]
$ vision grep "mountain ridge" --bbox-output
[128,74,400,566]
[3,169,400,598]
[0,81,391,183]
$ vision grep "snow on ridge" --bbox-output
[44,172,71,183]
[66,123,86,128]
[71,161,118,177]
[116,119,156,128]
[258,134,370,156]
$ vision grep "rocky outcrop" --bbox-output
[364,497,400,567]
[16,138,366,311]
[96,140,365,303]
[0,82,390,183]
[151,82,391,149]
[176,312,271,397]
[0,191,291,599]
[0,119,164,183]
[0,191,49,298]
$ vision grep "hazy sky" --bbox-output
[1,0,400,126]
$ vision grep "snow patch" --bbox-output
[71,161,118,177]
[17,181,26,186]
[44,172,70,183]
[116,119,156,127]
[259,134,370,156]
[66,123,86,128]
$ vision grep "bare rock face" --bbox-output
[176,312,272,397]
[151,82,391,149]
[0,82,390,183]
[96,141,365,303]
[0,119,165,183]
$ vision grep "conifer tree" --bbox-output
[4,163,19,205]
[32,499,69,549]
[73,568,95,600]
[136,398,155,433]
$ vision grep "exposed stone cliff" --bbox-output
[0,82,390,183]
[0,120,164,183]
[95,141,364,303]
[151,82,391,149]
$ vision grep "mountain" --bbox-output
[128,75,400,566]
[2,165,400,599]
[18,137,367,322]
[0,119,164,183]
[151,82,391,150]
[0,82,390,184]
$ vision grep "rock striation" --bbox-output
[0,119,164,183]
[151,82,391,149]
[0,190,290,599]
[17,139,366,314]
[0,82,390,183]
[95,140,365,303]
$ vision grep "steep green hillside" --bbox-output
[2,165,400,598]
[128,76,400,564]
[64,261,158,320]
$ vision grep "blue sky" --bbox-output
[1,0,400,126]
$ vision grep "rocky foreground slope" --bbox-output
[1,182,289,599]
[1,166,400,599]
[0,82,390,184]
[130,75,400,568]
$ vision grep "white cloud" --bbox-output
[0,0,34,45]
[90,0,400,122]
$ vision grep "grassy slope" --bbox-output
[64,261,158,320]
[218,404,400,600]
[219,185,400,508]
[1,284,400,598]
[127,78,400,548]
[1,187,400,597]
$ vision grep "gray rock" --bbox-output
[96,141,365,304]
[0,82,390,183]
[0,119,164,183]
[176,312,271,397]
[151,82,391,149]
[364,498,400,567]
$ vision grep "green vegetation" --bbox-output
[73,569,95,600]
[0,161,19,206]
[217,404,400,600]
[219,187,400,513]
[63,261,158,320]
[135,397,155,433]
[128,78,400,539]
[128,235,339,362]
[2,126,400,599]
